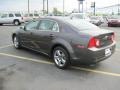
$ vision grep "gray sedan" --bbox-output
[12,17,116,69]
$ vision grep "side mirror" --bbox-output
[20,26,26,31]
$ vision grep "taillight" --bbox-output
[111,33,115,42]
[21,17,23,20]
[88,37,100,48]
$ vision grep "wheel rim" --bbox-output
[54,50,66,67]
[13,37,19,48]
[15,21,19,25]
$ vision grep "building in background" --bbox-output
[89,4,120,15]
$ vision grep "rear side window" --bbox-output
[9,14,14,17]
[15,14,21,17]
[1,14,8,18]
[38,20,59,31]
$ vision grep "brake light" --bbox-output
[21,17,23,20]
[88,37,100,48]
[110,33,115,42]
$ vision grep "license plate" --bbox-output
[105,48,111,57]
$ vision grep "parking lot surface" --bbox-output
[0,24,120,90]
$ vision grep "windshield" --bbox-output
[64,19,99,30]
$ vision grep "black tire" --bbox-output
[0,23,3,26]
[108,23,112,27]
[53,47,70,69]
[13,35,21,49]
[14,20,20,25]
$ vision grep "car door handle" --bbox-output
[49,34,55,37]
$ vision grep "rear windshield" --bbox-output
[15,14,21,17]
[64,19,99,30]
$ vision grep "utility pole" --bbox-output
[63,0,65,16]
[91,2,96,15]
[118,0,120,15]
[28,0,30,14]
[47,0,48,14]
[78,0,80,13]
[43,0,45,15]
[78,0,84,13]
[93,2,96,15]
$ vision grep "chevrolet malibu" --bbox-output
[12,17,116,69]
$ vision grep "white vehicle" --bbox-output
[0,13,24,25]
[90,16,104,26]
[69,13,90,22]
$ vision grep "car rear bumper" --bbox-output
[71,42,116,64]
[108,22,120,26]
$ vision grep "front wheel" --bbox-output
[13,36,21,49]
[53,47,70,69]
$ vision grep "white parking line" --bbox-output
[0,52,120,77]
[0,44,13,49]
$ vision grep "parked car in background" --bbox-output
[69,13,90,22]
[90,16,104,26]
[0,13,24,25]
[12,17,116,69]
[107,16,120,27]
[23,13,40,22]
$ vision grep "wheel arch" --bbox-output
[12,33,16,41]
[50,41,74,61]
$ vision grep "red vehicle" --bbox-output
[107,16,120,27]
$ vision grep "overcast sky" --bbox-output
[0,0,119,12]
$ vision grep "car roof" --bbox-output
[38,16,91,25]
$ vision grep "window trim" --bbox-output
[38,19,60,32]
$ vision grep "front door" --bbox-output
[19,20,40,49]
[32,19,60,54]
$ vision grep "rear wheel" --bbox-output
[13,36,21,49]
[14,20,20,25]
[108,23,112,27]
[53,47,70,69]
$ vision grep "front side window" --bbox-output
[29,14,33,17]
[34,14,39,17]
[9,14,14,17]
[39,20,58,31]
[15,14,21,17]
[25,20,39,30]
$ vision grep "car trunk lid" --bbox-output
[79,29,115,48]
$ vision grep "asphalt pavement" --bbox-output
[0,24,120,90]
